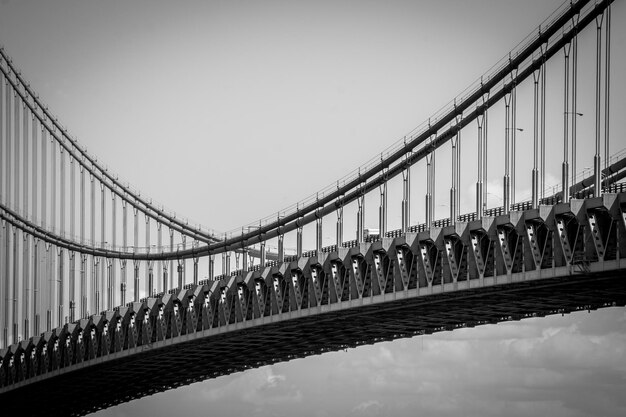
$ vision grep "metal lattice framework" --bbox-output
[0,0,625,414]
[1,194,626,415]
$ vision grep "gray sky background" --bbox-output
[1,0,625,416]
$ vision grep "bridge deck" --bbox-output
[1,194,625,416]
[2,267,625,416]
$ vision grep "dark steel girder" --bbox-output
[3,271,623,417]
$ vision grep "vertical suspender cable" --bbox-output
[58,246,64,325]
[177,259,183,289]
[182,235,187,284]
[476,113,484,218]
[100,183,106,309]
[1,85,6,335]
[42,124,50,328]
[22,101,30,339]
[402,155,411,232]
[157,222,163,292]
[315,200,322,253]
[0,222,3,348]
[357,190,365,243]
[93,256,99,314]
[14,90,20,213]
[278,232,284,263]
[145,215,151,295]
[451,115,461,223]
[5,78,11,211]
[81,255,87,318]
[22,102,30,219]
[59,145,66,325]
[169,228,174,290]
[0,179,4,357]
[0,101,4,360]
[242,243,247,273]
[133,260,139,303]
[563,42,571,204]
[483,99,488,208]
[46,243,51,330]
[594,12,604,196]
[532,69,540,208]
[571,15,579,191]
[0,68,4,204]
[297,223,303,256]
[69,251,75,323]
[208,254,214,280]
[80,163,86,317]
[90,174,96,313]
[121,199,127,305]
[134,206,139,301]
[33,238,39,334]
[111,193,116,308]
[31,114,37,223]
[51,127,58,327]
[148,258,153,298]
[451,135,457,224]
[100,183,106,310]
[336,204,343,247]
[12,228,17,343]
[23,233,29,339]
[192,256,198,285]
[540,45,547,200]
[254,244,260,272]
[3,223,9,346]
[12,88,20,342]
[504,92,511,214]
[511,70,517,206]
[32,114,39,334]
[430,133,437,221]
[316,212,322,253]
[604,3,610,174]
[106,259,112,311]
[456,119,461,221]
[51,129,56,233]
[69,156,75,319]
[379,180,387,236]
[426,149,433,228]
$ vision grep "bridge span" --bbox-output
[1,0,625,414]
[1,194,625,416]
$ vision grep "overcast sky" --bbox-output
[1,0,625,416]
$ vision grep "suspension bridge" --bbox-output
[1,0,625,415]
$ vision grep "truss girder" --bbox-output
[395,246,411,289]
[524,221,548,270]
[1,196,626,415]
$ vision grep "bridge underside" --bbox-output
[4,269,626,416]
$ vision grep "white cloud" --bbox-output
[189,366,303,417]
[351,400,384,415]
